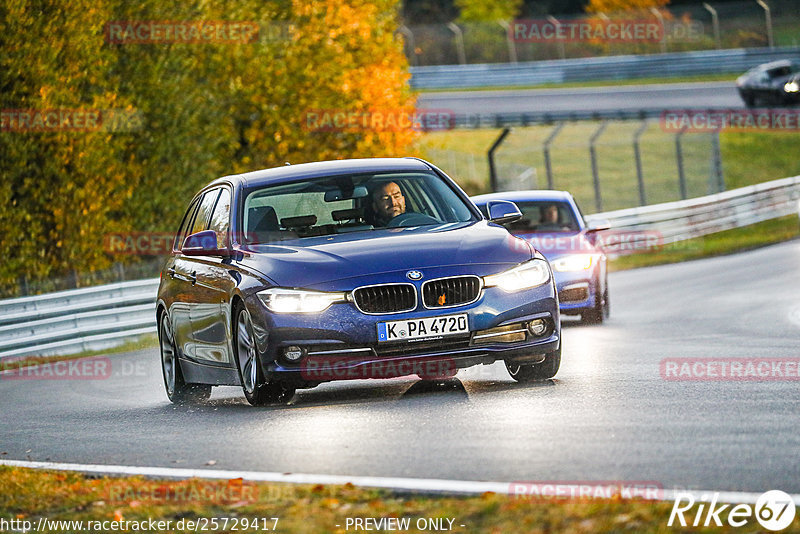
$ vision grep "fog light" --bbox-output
[283,346,304,361]
[527,319,547,337]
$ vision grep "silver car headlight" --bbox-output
[258,287,347,313]
[484,259,550,292]
[552,254,594,272]
[784,81,799,93]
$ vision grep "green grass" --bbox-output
[0,334,157,373]
[418,72,736,93]
[5,465,793,534]
[609,215,799,271]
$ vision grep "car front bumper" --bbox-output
[244,281,560,385]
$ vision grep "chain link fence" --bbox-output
[401,0,799,67]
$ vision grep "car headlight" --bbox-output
[784,81,799,93]
[484,259,550,292]
[551,254,594,272]
[258,287,346,313]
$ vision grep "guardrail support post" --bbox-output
[633,120,649,206]
[589,121,609,212]
[711,128,725,192]
[675,125,689,200]
[756,0,774,49]
[702,3,721,49]
[447,23,467,65]
[543,122,565,190]
[649,8,668,53]
[488,127,512,192]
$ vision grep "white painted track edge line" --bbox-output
[2,459,799,505]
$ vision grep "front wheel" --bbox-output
[582,278,609,324]
[505,345,561,382]
[159,312,211,403]
[234,305,294,406]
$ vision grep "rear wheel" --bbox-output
[505,345,561,382]
[234,305,294,406]
[159,312,211,403]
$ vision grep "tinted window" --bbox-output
[207,188,231,249]
[242,171,476,243]
[503,201,579,233]
[189,189,221,236]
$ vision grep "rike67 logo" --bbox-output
[668,490,796,531]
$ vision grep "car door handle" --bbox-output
[167,268,177,278]
[189,271,197,285]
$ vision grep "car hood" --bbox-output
[237,221,532,288]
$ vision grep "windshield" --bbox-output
[501,201,580,233]
[241,171,477,243]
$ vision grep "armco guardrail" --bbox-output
[1,176,798,360]
[584,175,800,246]
[410,46,800,90]
[0,279,159,359]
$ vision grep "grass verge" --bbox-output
[609,215,799,271]
[0,334,158,373]
[0,465,774,534]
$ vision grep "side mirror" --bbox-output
[487,200,522,225]
[182,230,227,256]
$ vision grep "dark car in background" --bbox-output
[157,158,562,406]
[472,190,609,324]
[736,59,800,107]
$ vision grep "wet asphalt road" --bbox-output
[1,240,798,493]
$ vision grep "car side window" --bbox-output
[207,188,231,249]
[174,199,200,250]
[189,188,221,236]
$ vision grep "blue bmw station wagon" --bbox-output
[157,158,561,405]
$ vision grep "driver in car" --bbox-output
[371,181,407,226]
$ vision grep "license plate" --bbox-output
[377,314,469,342]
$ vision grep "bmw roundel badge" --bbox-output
[406,270,423,281]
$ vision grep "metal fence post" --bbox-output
[633,120,649,206]
[650,8,668,53]
[546,16,566,60]
[488,127,512,192]
[675,125,689,200]
[398,25,418,66]
[589,121,609,212]
[498,21,518,63]
[703,3,721,49]
[711,128,725,192]
[447,23,467,65]
[756,0,774,49]
[543,122,565,190]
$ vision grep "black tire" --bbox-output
[505,345,561,382]
[743,93,756,108]
[233,304,294,406]
[582,277,609,324]
[159,312,211,403]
